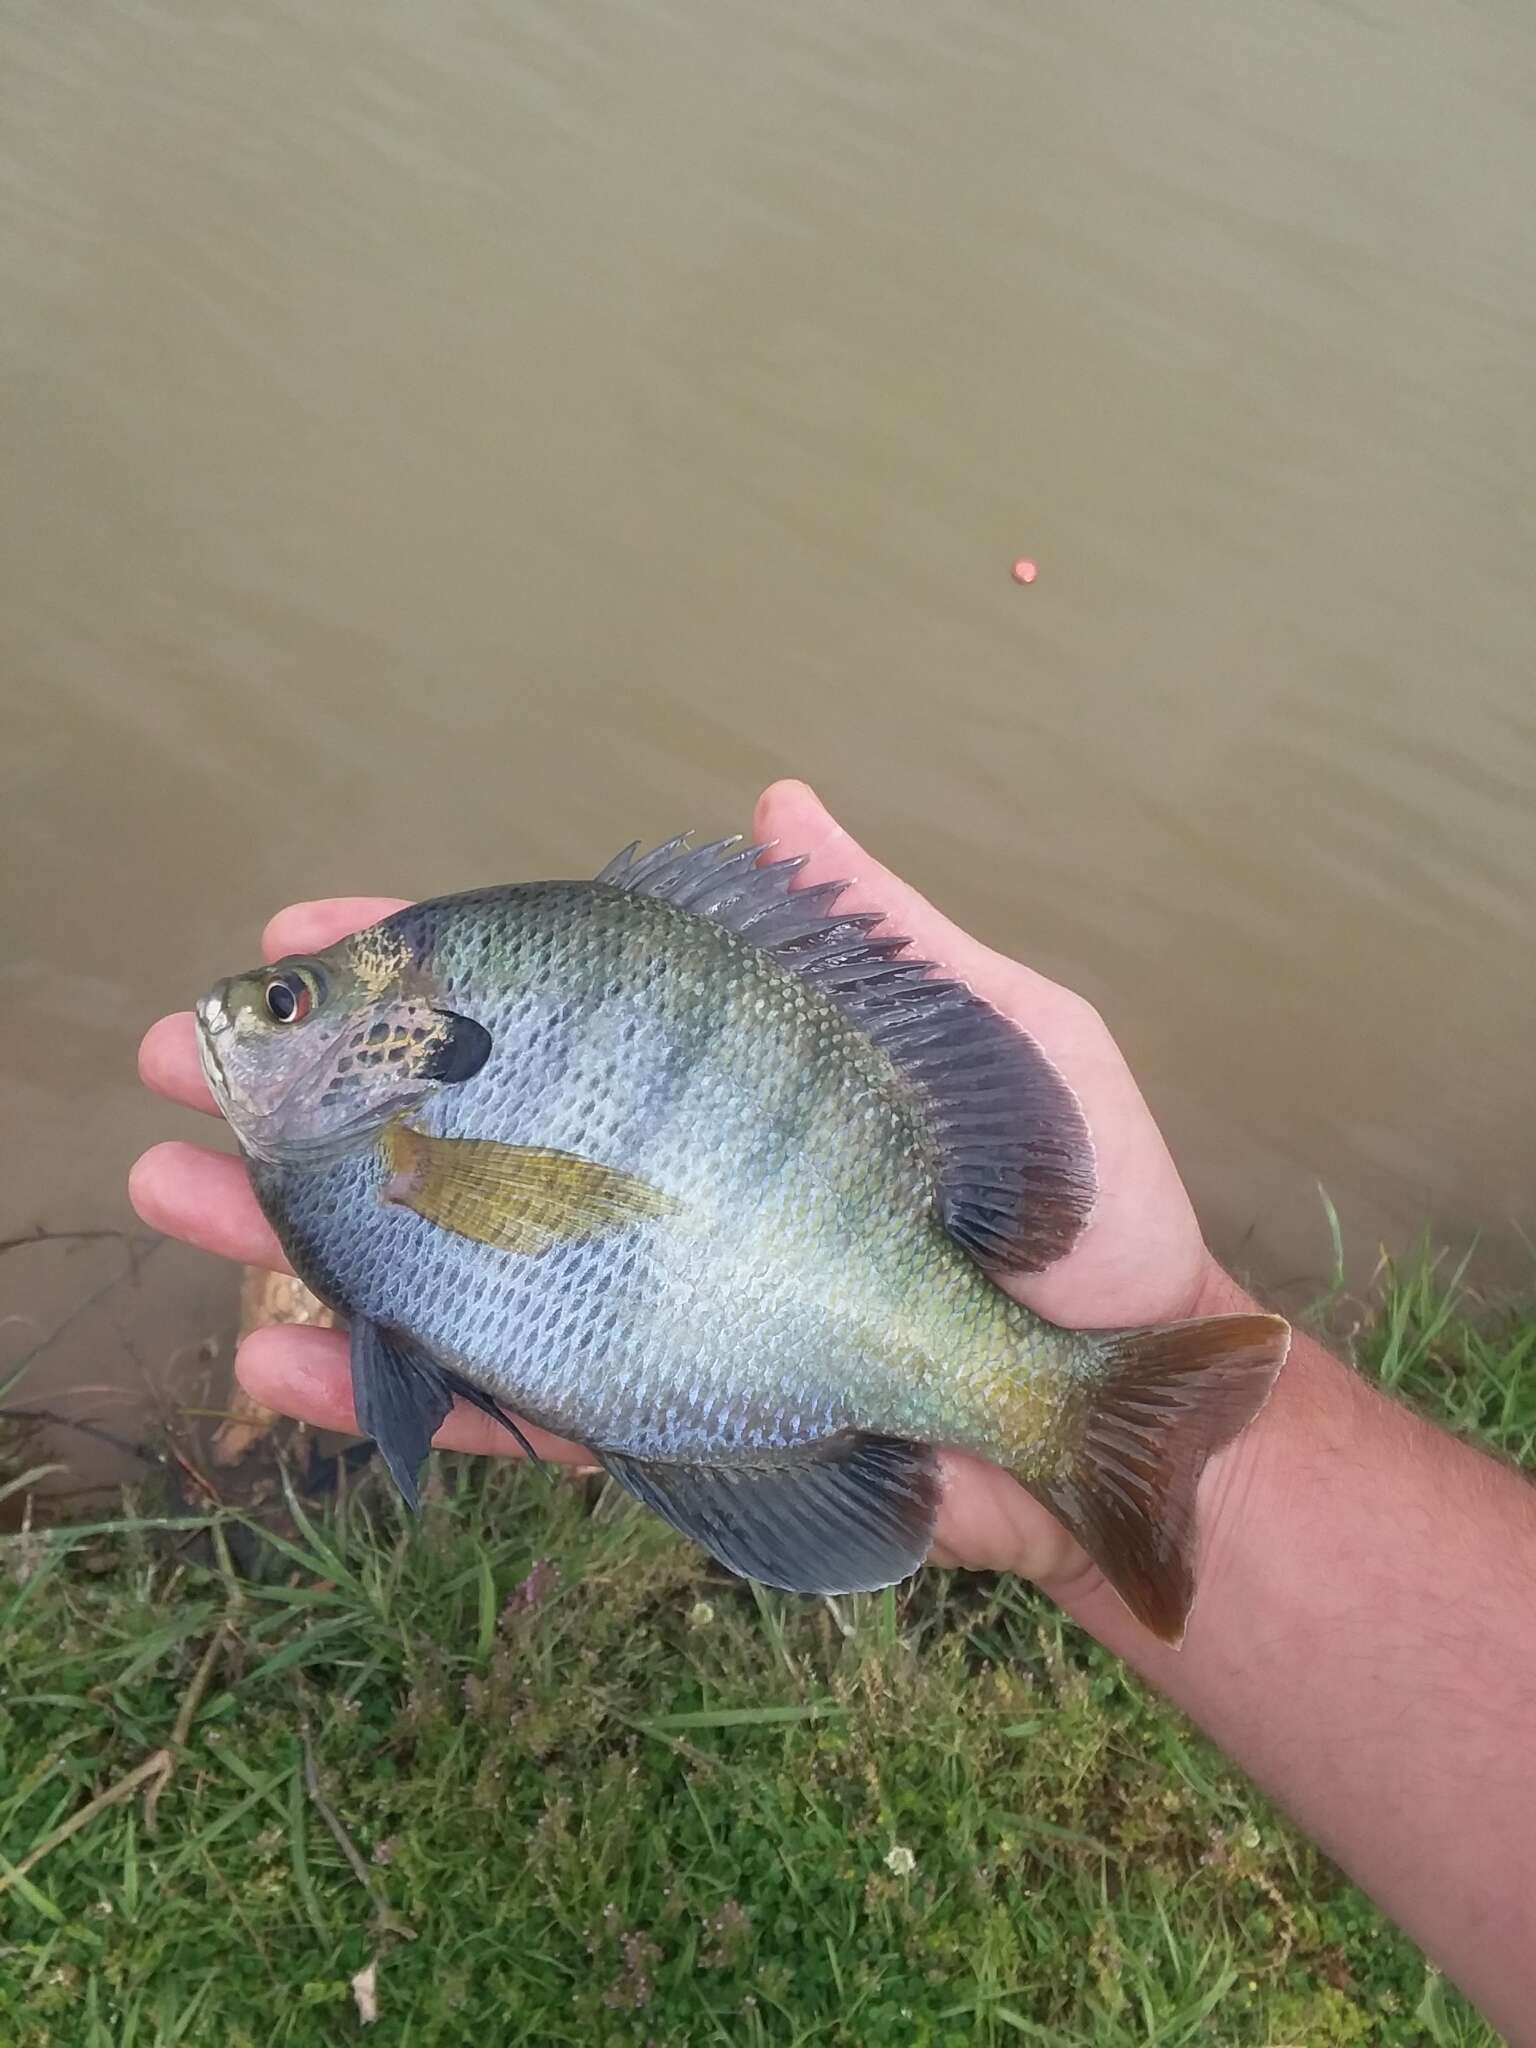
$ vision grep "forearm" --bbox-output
[1056,1274,1536,2043]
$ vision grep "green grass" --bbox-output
[0,1253,1527,2046]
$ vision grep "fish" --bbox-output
[194,834,1289,1642]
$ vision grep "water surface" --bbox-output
[4,0,1533,1484]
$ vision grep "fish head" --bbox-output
[195,928,491,1167]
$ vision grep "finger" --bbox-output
[128,1142,293,1272]
[263,897,411,963]
[236,1323,590,1465]
[930,1450,1096,1589]
[752,780,1081,1035]
[139,1013,217,1115]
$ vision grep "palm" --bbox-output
[131,781,1213,1586]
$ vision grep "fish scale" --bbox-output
[200,835,1289,1642]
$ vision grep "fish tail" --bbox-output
[1031,1312,1290,1645]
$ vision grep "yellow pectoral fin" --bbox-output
[380,1125,680,1254]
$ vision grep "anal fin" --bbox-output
[598,1434,940,1594]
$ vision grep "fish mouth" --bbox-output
[193,985,423,1167]
[193,982,329,1136]
[195,985,235,1113]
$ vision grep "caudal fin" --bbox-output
[1038,1313,1290,1645]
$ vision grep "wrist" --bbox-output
[1187,1255,1259,1322]
[1050,1273,1536,2039]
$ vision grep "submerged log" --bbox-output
[209,1269,336,1467]
[212,1270,594,1485]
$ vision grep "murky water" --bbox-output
[4,0,1534,1488]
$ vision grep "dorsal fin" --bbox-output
[596,834,1096,1273]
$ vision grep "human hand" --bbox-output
[130,780,1225,1602]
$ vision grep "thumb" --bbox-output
[750,777,1210,1328]
[751,778,1079,1030]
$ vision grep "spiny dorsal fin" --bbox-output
[597,834,1096,1273]
[598,1435,940,1594]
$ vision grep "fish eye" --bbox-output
[263,972,313,1025]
